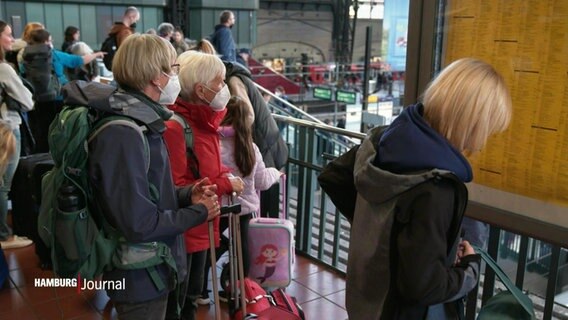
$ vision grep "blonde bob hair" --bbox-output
[0,121,16,179]
[112,34,176,91]
[421,58,512,155]
[177,50,226,100]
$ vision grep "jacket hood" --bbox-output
[224,61,252,80]
[214,24,228,32]
[374,104,472,182]
[62,80,172,133]
[354,127,440,204]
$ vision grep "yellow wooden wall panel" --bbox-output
[445,0,568,206]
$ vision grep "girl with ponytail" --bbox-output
[218,95,282,274]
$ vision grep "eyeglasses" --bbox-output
[170,64,180,75]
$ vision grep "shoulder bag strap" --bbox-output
[473,245,535,318]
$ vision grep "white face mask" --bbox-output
[158,73,181,105]
[203,84,230,111]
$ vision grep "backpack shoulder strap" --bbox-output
[170,112,200,179]
[88,117,150,173]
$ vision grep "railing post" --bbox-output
[516,235,529,288]
[295,126,316,254]
[482,226,501,304]
[543,245,561,320]
[317,158,329,261]
[331,208,342,268]
[295,126,307,252]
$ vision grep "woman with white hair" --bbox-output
[163,50,244,320]
[67,41,98,81]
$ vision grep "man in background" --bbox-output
[108,7,139,48]
[157,22,175,41]
[209,10,237,62]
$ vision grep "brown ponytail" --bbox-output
[221,96,255,177]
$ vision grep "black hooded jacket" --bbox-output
[346,104,480,320]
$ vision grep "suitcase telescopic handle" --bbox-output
[220,192,241,214]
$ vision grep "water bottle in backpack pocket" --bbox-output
[53,179,100,277]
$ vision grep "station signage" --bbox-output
[336,90,357,104]
[313,87,332,101]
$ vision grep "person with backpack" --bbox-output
[162,50,244,320]
[12,22,44,73]
[21,29,104,153]
[0,20,34,250]
[344,58,512,320]
[101,6,139,71]
[50,34,221,319]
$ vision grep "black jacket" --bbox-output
[346,127,480,320]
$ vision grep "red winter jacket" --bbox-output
[163,98,233,253]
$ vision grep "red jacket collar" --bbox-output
[169,97,226,133]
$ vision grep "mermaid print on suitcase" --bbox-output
[248,217,294,288]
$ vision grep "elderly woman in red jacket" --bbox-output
[163,50,244,320]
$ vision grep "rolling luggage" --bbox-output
[210,194,248,320]
[233,279,305,320]
[10,153,54,267]
[248,175,294,288]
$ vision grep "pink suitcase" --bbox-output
[248,217,294,288]
[249,174,294,288]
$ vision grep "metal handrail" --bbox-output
[255,83,324,123]
[276,113,567,248]
[272,114,366,140]
[256,83,364,147]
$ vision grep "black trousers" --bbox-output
[260,183,280,218]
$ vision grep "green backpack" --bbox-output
[38,95,178,293]
[474,246,536,320]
